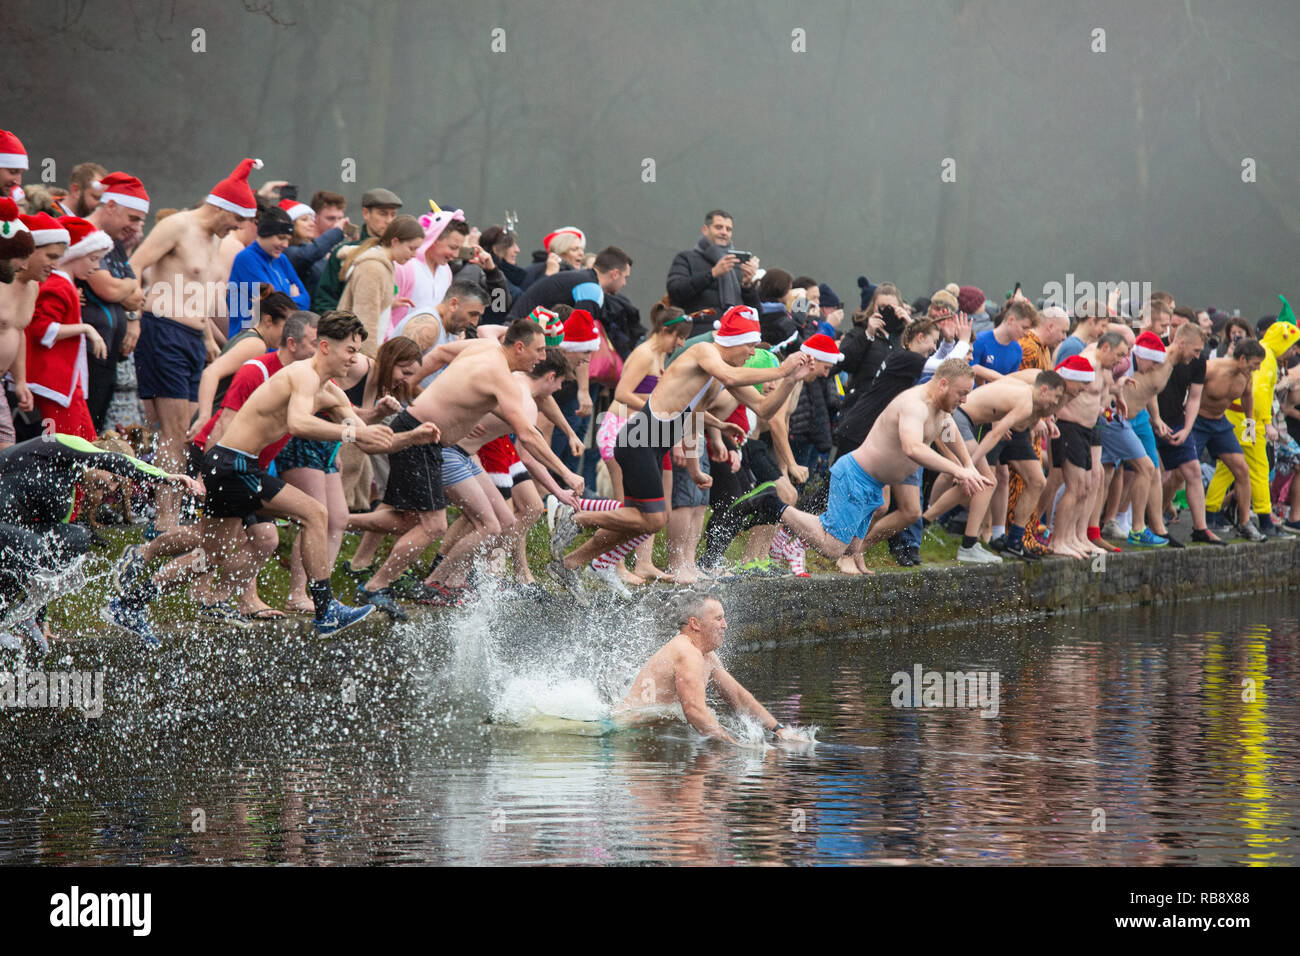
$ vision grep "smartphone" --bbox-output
[279,184,298,201]
[729,250,753,262]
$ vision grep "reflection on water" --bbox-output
[2,591,1298,865]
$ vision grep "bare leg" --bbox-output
[145,397,196,532]
[368,510,446,590]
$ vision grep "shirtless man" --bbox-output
[922,371,1067,562]
[355,318,581,605]
[548,305,812,592]
[614,593,803,744]
[414,350,575,596]
[110,311,431,641]
[1098,331,1178,548]
[390,278,486,385]
[731,358,991,561]
[1048,333,1129,558]
[0,199,37,447]
[129,159,261,532]
[1193,338,1267,542]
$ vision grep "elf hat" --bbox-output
[560,309,599,352]
[205,158,263,217]
[0,131,28,170]
[528,306,565,347]
[713,305,762,347]
[1133,331,1167,363]
[0,198,34,259]
[277,198,313,221]
[94,172,150,214]
[800,332,843,364]
[1056,354,1096,382]
[19,212,70,247]
[57,216,113,263]
[543,227,585,252]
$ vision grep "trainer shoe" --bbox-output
[586,562,633,600]
[314,600,377,635]
[1102,519,1125,540]
[110,544,147,594]
[956,542,1003,564]
[101,598,161,648]
[999,536,1041,561]
[389,567,428,600]
[343,561,376,581]
[727,482,785,526]
[1206,510,1230,531]
[410,582,467,607]
[1284,519,1300,534]
[1261,521,1295,539]
[547,558,584,592]
[549,501,581,561]
[355,585,409,621]
[1236,520,1266,543]
[736,556,785,577]
[1190,528,1229,546]
[1126,528,1169,548]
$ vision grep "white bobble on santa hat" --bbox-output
[0,130,29,170]
[713,305,762,347]
[801,332,843,364]
[1132,331,1167,363]
[56,216,113,263]
[205,158,264,217]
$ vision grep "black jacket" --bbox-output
[840,324,903,410]
[507,268,606,321]
[789,377,834,453]
[833,349,926,450]
[666,247,760,335]
[601,292,645,359]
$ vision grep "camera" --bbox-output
[729,250,753,262]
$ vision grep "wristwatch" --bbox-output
[769,722,785,735]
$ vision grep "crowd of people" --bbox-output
[3,126,1300,653]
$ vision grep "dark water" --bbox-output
[2,586,1298,866]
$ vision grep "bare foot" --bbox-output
[284,594,315,614]
[668,569,699,586]
[835,556,863,576]
[635,564,674,582]
[617,566,645,586]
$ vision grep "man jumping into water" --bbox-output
[615,593,804,743]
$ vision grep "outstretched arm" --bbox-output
[709,654,782,734]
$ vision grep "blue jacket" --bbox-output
[227,241,310,336]
[285,227,344,300]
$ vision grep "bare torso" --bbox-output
[406,340,517,446]
[1123,362,1174,417]
[220,361,343,456]
[645,344,722,419]
[457,374,537,454]
[615,634,717,719]
[1199,358,1251,419]
[0,277,38,372]
[854,384,950,484]
[957,376,1037,430]
[139,210,226,332]
[1057,346,1109,426]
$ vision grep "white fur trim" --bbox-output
[1133,345,1165,362]
[1,218,29,234]
[59,230,113,263]
[206,193,257,217]
[0,153,28,169]
[1057,366,1095,382]
[283,202,312,221]
[801,345,843,363]
[714,330,762,347]
[560,338,599,352]
[30,227,70,246]
[252,158,264,170]
[101,191,149,213]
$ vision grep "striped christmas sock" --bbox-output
[770,526,809,575]
[591,533,650,570]
[578,497,623,512]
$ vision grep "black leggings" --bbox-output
[0,522,94,619]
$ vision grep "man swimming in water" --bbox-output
[615,592,803,744]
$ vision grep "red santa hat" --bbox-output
[205,158,263,217]
[57,216,113,263]
[1055,354,1096,382]
[560,309,599,352]
[20,212,70,247]
[800,332,843,364]
[543,226,585,252]
[0,198,34,259]
[0,131,28,170]
[1132,331,1167,363]
[713,305,762,347]
[94,172,150,214]
[278,198,313,221]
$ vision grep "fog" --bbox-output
[5,0,1297,316]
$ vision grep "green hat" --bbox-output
[743,348,779,393]
[1278,294,1296,327]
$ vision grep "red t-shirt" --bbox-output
[191,352,288,468]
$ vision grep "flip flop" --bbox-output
[242,608,287,621]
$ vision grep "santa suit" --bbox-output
[25,269,96,441]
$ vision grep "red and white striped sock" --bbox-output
[770,525,808,575]
[770,525,794,560]
[578,497,623,512]
[591,533,649,570]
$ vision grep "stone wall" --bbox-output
[723,539,1300,647]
